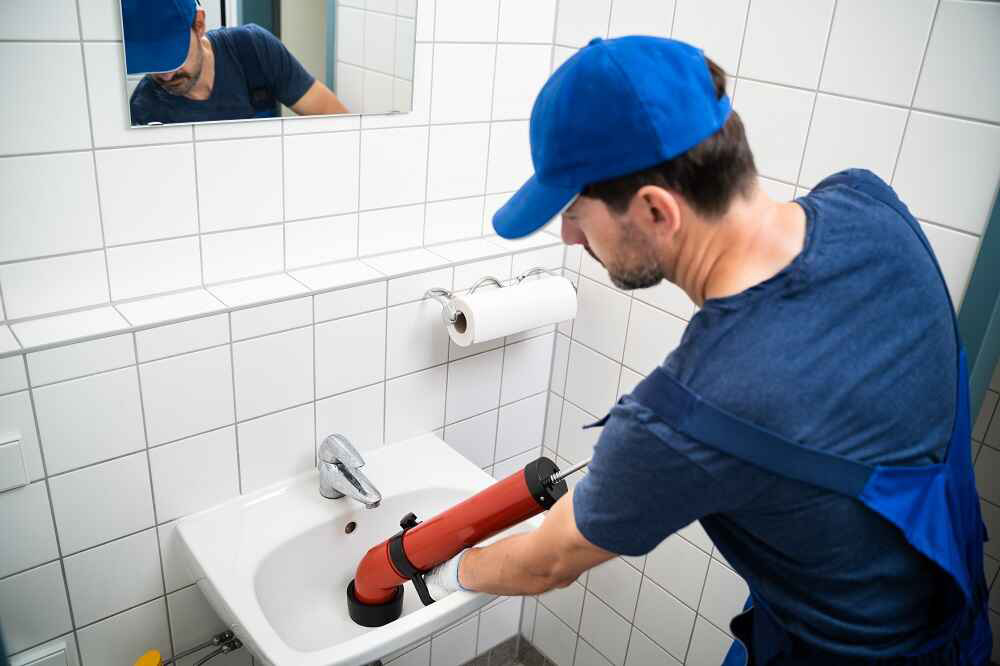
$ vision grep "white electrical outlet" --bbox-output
[0,438,28,493]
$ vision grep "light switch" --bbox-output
[0,438,28,493]
[10,639,67,666]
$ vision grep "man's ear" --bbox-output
[634,185,681,237]
[192,8,207,37]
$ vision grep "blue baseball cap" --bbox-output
[492,36,732,239]
[122,0,197,75]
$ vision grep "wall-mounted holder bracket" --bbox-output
[423,266,570,326]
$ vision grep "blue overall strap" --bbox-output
[230,27,277,114]
[630,368,875,497]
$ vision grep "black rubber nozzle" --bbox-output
[347,580,404,627]
[524,457,567,510]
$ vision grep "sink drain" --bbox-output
[345,521,357,534]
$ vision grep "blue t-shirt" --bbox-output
[130,24,314,125]
[573,169,956,658]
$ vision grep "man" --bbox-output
[123,0,348,125]
[425,37,991,664]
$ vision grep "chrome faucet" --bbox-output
[318,434,382,509]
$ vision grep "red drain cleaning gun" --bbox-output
[347,456,588,627]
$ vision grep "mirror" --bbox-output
[120,0,416,127]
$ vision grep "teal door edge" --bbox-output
[958,183,1000,417]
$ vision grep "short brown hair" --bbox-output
[581,57,756,218]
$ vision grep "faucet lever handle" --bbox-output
[319,433,365,468]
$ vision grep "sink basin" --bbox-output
[176,433,539,666]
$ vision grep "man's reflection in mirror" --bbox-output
[123,0,349,125]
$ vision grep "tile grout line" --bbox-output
[129,331,178,661]
[227,313,243,494]
[792,0,839,188]
[419,0,439,246]
[888,0,941,186]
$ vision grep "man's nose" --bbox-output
[561,216,586,246]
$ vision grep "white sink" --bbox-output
[176,433,538,666]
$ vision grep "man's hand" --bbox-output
[456,487,615,596]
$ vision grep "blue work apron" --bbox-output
[606,183,992,664]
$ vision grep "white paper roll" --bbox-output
[447,276,578,347]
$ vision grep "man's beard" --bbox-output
[155,54,202,96]
[587,225,665,291]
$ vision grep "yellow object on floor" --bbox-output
[133,650,163,666]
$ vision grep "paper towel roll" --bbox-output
[447,276,577,347]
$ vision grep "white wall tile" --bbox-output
[587,557,641,621]
[0,251,109,319]
[625,628,681,666]
[294,260,383,294]
[573,278,630,361]
[365,71,397,115]
[195,118,282,141]
[633,579,695,662]
[231,297,312,342]
[167,584,230,659]
[799,95,907,189]
[430,616,477,666]
[361,127,430,209]
[209,273,305,307]
[579,592,630,665]
[315,309,386,397]
[201,225,284,284]
[633,280,696,322]
[425,197,486,245]
[387,300,450,378]
[551,334,571,395]
[337,6,364,66]
[84,43,193,148]
[388,267,451,306]
[0,43,90,155]
[534,604,578,666]
[315,281,386,322]
[0,357,28,395]
[49,452,155,554]
[149,426,239,522]
[78,0,121,39]
[387,642,431,666]
[443,409,498,468]
[64,529,163,625]
[893,113,1000,236]
[415,0,436,40]
[197,138,283,232]
[557,401,601,463]
[366,44,434,128]
[27,334,133,387]
[486,121,532,193]
[576,638,613,666]
[117,289,224,328]
[238,403,315,492]
[732,79,814,184]
[427,124,490,200]
[386,365,446,442]
[285,214,359,269]
[499,0,557,43]
[316,382,385,452]
[555,0,611,47]
[0,482,59,578]
[396,17,417,81]
[366,12,398,76]
[645,534,710,609]
[544,393,563,449]
[0,562,72,653]
[359,204,425,255]
[97,144,199,245]
[34,367,145,475]
[501,333,553,404]
[699,560,749,633]
[108,237,203,300]
[233,326,313,420]
[0,0,79,39]
[564,343,619,418]
[608,0,673,38]
[0,392,43,481]
[739,0,833,88]
[431,44,497,124]
[446,348,503,423]
[478,597,521,653]
[158,522,194,592]
[914,1,1000,123]
[435,0,500,42]
[496,392,547,460]
[672,0,749,75]
[284,132,361,219]
[77,598,170,666]
[0,153,102,263]
[136,314,229,363]
[686,617,732,666]
[623,301,686,376]
[493,45,551,121]
[821,0,935,106]
[920,222,980,307]
[140,345,234,445]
